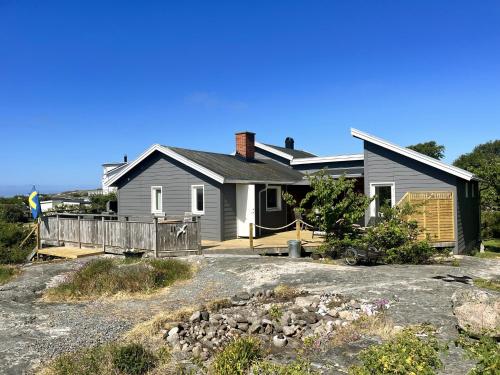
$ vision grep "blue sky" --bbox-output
[0,1,499,196]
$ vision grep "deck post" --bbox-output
[102,216,106,253]
[249,223,254,250]
[296,220,301,241]
[56,214,60,246]
[36,218,41,251]
[77,215,81,248]
[154,217,158,258]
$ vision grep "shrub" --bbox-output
[349,325,447,375]
[268,305,283,320]
[0,204,28,223]
[51,345,111,375]
[384,241,436,264]
[45,258,192,300]
[112,343,156,375]
[455,334,500,375]
[0,221,33,264]
[481,210,500,239]
[211,337,263,375]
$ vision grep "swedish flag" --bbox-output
[29,186,42,220]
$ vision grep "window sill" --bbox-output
[266,207,282,212]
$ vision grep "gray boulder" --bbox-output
[451,288,500,338]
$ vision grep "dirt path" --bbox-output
[0,255,498,374]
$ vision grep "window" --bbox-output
[465,182,469,198]
[266,186,282,211]
[471,183,475,198]
[369,182,395,217]
[191,185,205,215]
[151,186,163,214]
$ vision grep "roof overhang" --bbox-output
[291,154,364,165]
[254,142,294,160]
[106,144,226,186]
[351,128,477,181]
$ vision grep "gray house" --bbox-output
[106,129,480,254]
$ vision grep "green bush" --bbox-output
[384,241,436,264]
[0,221,33,264]
[0,265,17,285]
[481,210,500,239]
[0,204,28,223]
[456,334,500,375]
[52,345,110,375]
[112,343,156,375]
[211,337,263,375]
[45,258,192,300]
[349,326,447,375]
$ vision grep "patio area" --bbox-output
[202,229,325,254]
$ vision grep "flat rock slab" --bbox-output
[0,254,498,374]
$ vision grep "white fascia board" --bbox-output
[291,154,364,165]
[107,144,225,186]
[254,142,293,160]
[350,128,476,181]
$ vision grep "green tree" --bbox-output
[453,140,499,211]
[284,171,372,254]
[407,141,445,160]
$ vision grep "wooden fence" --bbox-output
[398,191,455,244]
[40,215,202,256]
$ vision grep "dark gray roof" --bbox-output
[168,147,305,183]
[262,144,316,158]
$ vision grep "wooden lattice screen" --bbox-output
[397,191,455,243]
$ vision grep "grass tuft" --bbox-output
[44,258,192,301]
[0,265,18,285]
[274,284,301,300]
[473,278,500,292]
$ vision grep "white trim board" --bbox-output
[254,142,294,160]
[291,154,364,165]
[369,182,396,217]
[107,144,226,186]
[351,128,476,181]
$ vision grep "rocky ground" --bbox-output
[0,254,498,374]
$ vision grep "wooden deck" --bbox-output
[37,246,104,259]
[202,230,324,254]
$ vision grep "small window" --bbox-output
[465,183,469,198]
[266,186,282,211]
[151,186,163,214]
[191,185,204,215]
[471,183,475,198]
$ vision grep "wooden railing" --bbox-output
[397,191,455,244]
[40,215,202,256]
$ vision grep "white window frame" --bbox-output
[191,185,205,215]
[369,182,396,217]
[266,186,282,212]
[151,186,163,214]
[465,182,469,198]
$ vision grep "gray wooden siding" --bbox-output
[221,184,237,240]
[254,184,288,236]
[456,179,481,252]
[115,151,222,241]
[363,141,462,252]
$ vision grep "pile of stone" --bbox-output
[163,289,389,360]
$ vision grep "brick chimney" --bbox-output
[235,131,255,160]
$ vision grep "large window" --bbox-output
[370,182,395,217]
[151,186,163,214]
[191,185,205,215]
[266,186,282,211]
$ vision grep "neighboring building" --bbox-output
[40,198,89,212]
[102,155,128,194]
[106,129,480,254]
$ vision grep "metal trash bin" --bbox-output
[288,240,301,258]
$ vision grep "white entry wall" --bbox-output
[236,184,256,237]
